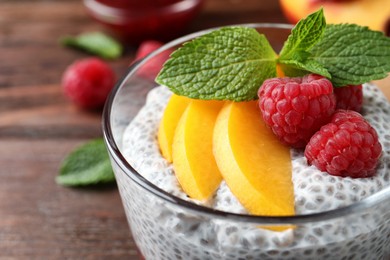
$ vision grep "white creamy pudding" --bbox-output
[117,83,390,260]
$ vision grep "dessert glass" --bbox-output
[102,24,390,260]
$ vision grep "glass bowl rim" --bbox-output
[102,23,390,225]
[83,0,203,20]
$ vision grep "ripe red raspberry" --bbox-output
[135,40,165,60]
[334,84,363,112]
[258,74,336,148]
[305,110,382,178]
[134,40,173,81]
[62,58,116,109]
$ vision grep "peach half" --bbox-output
[279,0,390,35]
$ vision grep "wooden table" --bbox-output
[0,1,388,259]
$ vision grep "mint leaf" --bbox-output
[280,58,331,78]
[309,24,390,86]
[57,138,115,186]
[62,32,123,59]
[279,8,326,60]
[278,8,330,78]
[156,27,277,101]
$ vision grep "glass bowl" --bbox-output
[102,24,390,259]
[83,0,204,44]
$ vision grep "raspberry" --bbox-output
[305,110,382,178]
[62,58,116,109]
[134,40,173,81]
[135,40,165,60]
[334,84,363,112]
[258,74,336,148]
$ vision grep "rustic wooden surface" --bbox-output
[0,0,389,259]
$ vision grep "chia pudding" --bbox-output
[115,83,390,260]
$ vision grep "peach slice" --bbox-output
[280,0,390,35]
[172,100,224,200]
[213,101,295,216]
[158,94,191,162]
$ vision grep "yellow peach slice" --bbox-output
[213,101,295,216]
[172,100,224,201]
[158,94,191,162]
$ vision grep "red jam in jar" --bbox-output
[83,0,204,44]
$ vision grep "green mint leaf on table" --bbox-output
[309,24,390,87]
[156,27,277,101]
[57,138,115,187]
[62,32,123,59]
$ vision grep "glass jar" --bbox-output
[103,24,390,259]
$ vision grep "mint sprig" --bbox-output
[278,8,331,78]
[156,8,390,101]
[57,138,115,187]
[156,27,277,101]
[279,8,326,59]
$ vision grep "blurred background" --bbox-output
[2,0,389,88]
